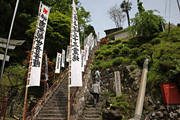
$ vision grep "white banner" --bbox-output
[61,49,65,68]
[55,52,61,73]
[70,0,82,87]
[81,50,85,72]
[45,54,48,81]
[91,36,95,50]
[85,45,89,61]
[97,32,100,41]
[66,46,70,62]
[29,2,50,86]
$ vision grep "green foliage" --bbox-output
[117,43,124,49]
[129,10,164,37]
[121,46,130,56]
[2,64,26,87]
[113,57,124,66]
[151,37,161,45]
[95,54,104,60]
[102,49,112,56]
[107,41,115,45]
[110,94,130,114]
[114,39,122,44]
[112,48,120,54]
[129,48,140,58]
[159,27,180,42]
[130,65,137,71]
[94,50,101,56]
[26,11,71,60]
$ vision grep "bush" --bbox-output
[94,50,101,56]
[130,48,141,57]
[151,38,161,45]
[130,65,137,71]
[107,41,115,45]
[102,49,112,56]
[113,57,124,66]
[115,39,121,44]
[95,54,104,60]
[121,46,130,56]
[113,48,120,54]
[117,44,124,49]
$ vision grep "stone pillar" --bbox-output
[114,71,122,96]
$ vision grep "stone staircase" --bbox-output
[79,96,102,120]
[34,75,74,120]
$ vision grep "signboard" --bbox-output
[160,83,180,104]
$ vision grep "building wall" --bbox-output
[114,30,129,40]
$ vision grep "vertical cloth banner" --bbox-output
[29,2,50,86]
[55,52,61,73]
[66,46,70,62]
[45,54,48,81]
[81,50,85,72]
[70,0,82,87]
[61,49,65,68]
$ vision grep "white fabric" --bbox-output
[55,52,61,73]
[29,2,50,86]
[45,54,48,81]
[61,49,65,67]
[66,46,70,62]
[70,0,82,87]
[81,50,85,72]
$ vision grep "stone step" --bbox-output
[42,107,66,110]
[84,110,101,114]
[37,113,66,118]
[35,117,66,120]
[84,114,100,118]
[44,104,67,107]
[46,101,67,104]
[39,110,65,114]
[83,118,100,120]
[85,107,99,111]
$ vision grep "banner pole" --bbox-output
[68,0,75,119]
[22,2,42,120]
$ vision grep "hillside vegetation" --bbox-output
[91,27,180,119]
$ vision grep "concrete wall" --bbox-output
[114,30,129,40]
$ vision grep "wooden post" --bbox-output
[68,1,74,119]
[22,2,42,120]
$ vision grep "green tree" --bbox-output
[129,10,164,37]
[120,0,132,27]
[26,11,71,60]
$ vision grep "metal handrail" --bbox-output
[29,68,68,119]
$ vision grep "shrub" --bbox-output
[117,44,124,49]
[121,46,130,56]
[130,48,141,57]
[115,39,121,44]
[151,38,161,45]
[130,65,137,71]
[107,41,115,45]
[113,48,120,54]
[99,61,113,69]
[94,50,101,56]
[110,94,130,114]
[95,54,104,60]
[113,57,124,66]
[102,49,112,56]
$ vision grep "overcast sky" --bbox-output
[79,0,180,38]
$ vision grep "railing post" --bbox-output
[24,99,28,120]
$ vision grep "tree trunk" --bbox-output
[126,10,130,27]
